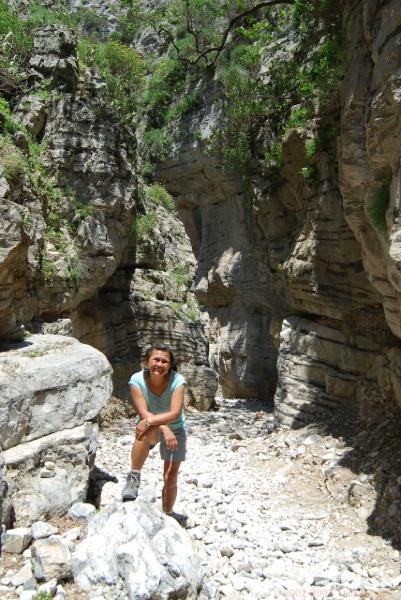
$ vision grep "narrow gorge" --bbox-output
[2,0,401,598]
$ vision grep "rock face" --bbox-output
[157,139,278,400]
[0,20,215,408]
[5,2,401,433]
[0,24,136,336]
[340,0,401,340]
[73,500,202,599]
[1,335,112,525]
[32,536,73,582]
[153,2,401,430]
[0,334,112,450]
[0,448,7,541]
[274,317,378,427]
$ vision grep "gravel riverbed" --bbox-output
[97,398,401,600]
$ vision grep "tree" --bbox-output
[125,0,294,68]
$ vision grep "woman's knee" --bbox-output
[135,428,156,446]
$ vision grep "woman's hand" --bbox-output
[160,426,177,451]
[136,419,150,440]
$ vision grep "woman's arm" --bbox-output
[146,384,185,428]
[130,385,153,420]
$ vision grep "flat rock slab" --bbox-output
[32,521,59,540]
[0,334,112,450]
[73,500,202,600]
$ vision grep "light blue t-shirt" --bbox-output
[128,370,186,431]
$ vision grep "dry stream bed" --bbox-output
[97,399,401,599]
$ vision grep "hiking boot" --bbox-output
[122,470,141,502]
[166,511,188,527]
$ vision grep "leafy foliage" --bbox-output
[300,165,319,187]
[78,38,145,125]
[118,0,344,169]
[0,0,345,291]
[0,135,25,181]
[133,212,158,241]
[304,137,321,159]
[172,264,190,287]
[34,591,53,600]
[145,183,176,213]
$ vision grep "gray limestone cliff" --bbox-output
[151,0,401,435]
[0,18,217,411]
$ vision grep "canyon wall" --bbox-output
[2,0,401,432]
[0,18,217,409]
[153,0,401,433]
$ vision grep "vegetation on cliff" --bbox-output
[120,0,344,171]
[0,0,344,291]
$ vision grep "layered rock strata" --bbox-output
[155,2,401,430]
[157,144,278,400]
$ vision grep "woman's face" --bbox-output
[147,350,171,377]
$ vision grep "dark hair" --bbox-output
[144,344,176,372]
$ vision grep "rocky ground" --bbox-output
[3,398,401,599]
[96,398,401,600]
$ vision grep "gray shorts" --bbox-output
[158,427,187,462]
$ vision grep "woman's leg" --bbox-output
[131,428,158,470]
[122,428,158,502]
[162,461,181,513]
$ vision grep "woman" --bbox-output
[122,344,187,521]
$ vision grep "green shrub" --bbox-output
[73,8,108,34]
[26,2,75,29]
[142,128,173,159]
[168,300,182,318]
[165,90,201,123]
[264,142,283,169]
[40,250,55,285]
[304,137,321,159]
[34,592,53,600]
[73,198,93,220]
[133,212,158,241]
[144,56,184,112]
[0,135,26,181]
[78,38,145,124]
[172,264,189,287]
[0,97,20,132]
[366,179,391,234]
[184,305,200,322]
[286,106,310,130]
[292,0,314,30]
[0,0,32,60]
[67,255,81,285]
[146,183,176,213]
[300,165,319,186]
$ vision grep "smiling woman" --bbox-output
[122,344,188,524]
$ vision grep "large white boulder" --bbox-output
[0,334,112,450]
[1,334,112,526]
[73,501,202,599]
